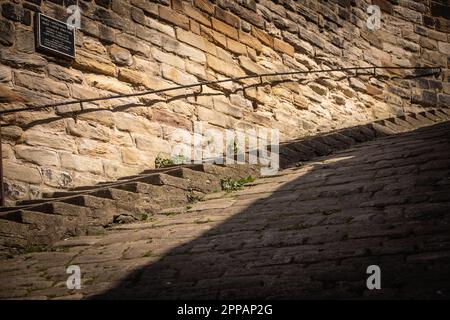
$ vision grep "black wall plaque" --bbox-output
[35,13,75,59]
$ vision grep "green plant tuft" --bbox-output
[220,175,255,192]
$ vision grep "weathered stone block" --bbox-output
[14,71,69,97]
[22,130,77,152]
[114,112,162,136]
[226,38,247,55]
[207,54,245,77]
[134,134,171,155]
[194,0,215,15]
[0,18,15,46]
[109,45,133,66]
[159,5,190,30]
[0,50,47,71]
[72,50,116,76]
[116,33,151,56]
[214,6,240,28]
[16,145,59,167]
[273,38,295,56]
[151,47,185,69]
[251,26,273,47]
[176,27,217,55]
[211,17,238,40]
[3,160,41,184]
[161,64,197,85]
[47,64,83,83]
[85,74,133,94]
[59,152,103,174]
[183,2,211,27]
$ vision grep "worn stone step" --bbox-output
[374,119,408,133]
[0,219,29,249]
[387,117,415,130]
[419,111,440,122]
[399,115,424,127]
[366,123,392,137]
[438,108,450,116]
[410,112,435,125]
[165,167,220,192]
[0,210,87,247]
[433,109,450,120]
[113,182,193,213]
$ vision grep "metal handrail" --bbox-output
[0,65,442,206]
[0,65,442,116]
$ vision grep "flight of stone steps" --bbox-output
[279,108,450,168]
[0,107,449,255]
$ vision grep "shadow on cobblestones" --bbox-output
[93,122,450,299]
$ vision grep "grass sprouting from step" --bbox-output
[220,176,255,192]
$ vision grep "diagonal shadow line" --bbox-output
[1,72,435,131]
[90,122,450,299]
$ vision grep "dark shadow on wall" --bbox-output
[90,122,450,299]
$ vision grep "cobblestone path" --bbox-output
[1,122,450,299]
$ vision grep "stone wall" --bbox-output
[0,0,449,204]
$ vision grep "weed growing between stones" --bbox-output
[220,176,255,192]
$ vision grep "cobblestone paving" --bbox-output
[1,122,450,299]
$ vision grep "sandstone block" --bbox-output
[0,50,47,71]
[194,0,215,15]
[161,64,197,85]
[60,152,104,174]
[238,31,263,52]
[116,33,151,56]
[207,54,245,77]
[197,105,232,128]
[214,6,240,28]
[78,138,121,162]
[183,2,211,27]
[200,25,227,48]
[109,45,133,66]
[72,50,116,76]
[66,118,111,142]
[3,160,41,184]
[273,38,295,56]
[131,0,158,16]
[16,145,59,167]
[114,112,162,136]
[0,18,14,46]
[438,42,450,55]
[159,5,190,30]
[104,160,142,178]
[176,27,217,55]
[251,26,273,47]
[22,130,77,152]
[85,74,133,94]
[1,125,23,140]
[14,72,69,97]
[213,96,243,119]
[134,134,171,155]
[227,38,247,55]
[151,47,185,69]
[211,18,238,40]
[186,61,207,80]
[47,64,83,83]
[238,56,266,75]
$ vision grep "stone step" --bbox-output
[387,117,415,130]
[0,219,29,249]
[410,112,435,125]
[399,115,424,127]
[419,111,440,122]
[433,109,450,119]
[165,167,221,193]
[0,208,94,249]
